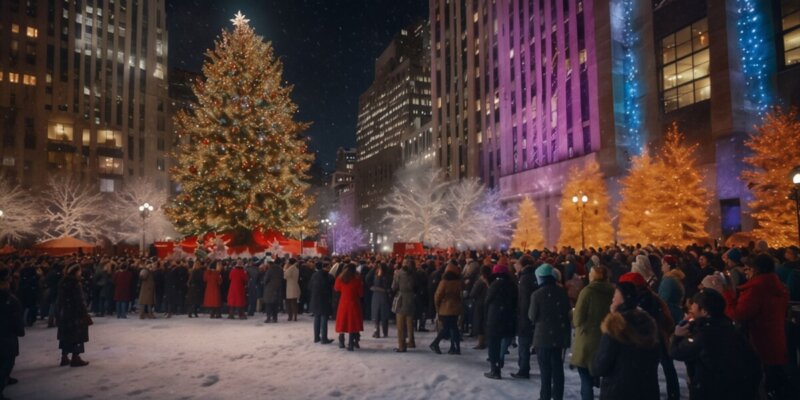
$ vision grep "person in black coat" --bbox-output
[592,282,660,400]
[414,262,431,332]
[16,263,39,327]
[56,264,91,367]
[670,289,761,400]
[45,264,64,325]
[470,266,491,349]
[309,262,333,343]
[427,261,444,329]
[484,265,518,379]
[261,261,284,323]
[511,256,538,379]
[186,263,206,318]
[529,265,572,399]
[367,262,392,338]
[245,261,262,316]
[0,267,24,400]
[152,263,165,313]
[164,262,189,317]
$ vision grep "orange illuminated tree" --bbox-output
[557,159,614,248]
[166,13,314,239]
[742,109,800,247]
[618,152,662,245]
[510,197,545,251]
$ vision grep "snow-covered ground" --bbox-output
[7,314,688,399]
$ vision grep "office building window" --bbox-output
[782,0,800,66]
[99,178,115,193]
[661,18,710,112]
[48,122,74,141]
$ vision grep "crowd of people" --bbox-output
[1,241,799,400]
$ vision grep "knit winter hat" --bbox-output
[726,248,742,264]
[619,272,647,288]
[492,264,509,275]
[631,255,654,280]
[535,264,554,278]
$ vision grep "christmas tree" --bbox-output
[618,152,663,245]
[742,109,800,247]
[656,123,710,246]
[557,159,614,248]
[510,197,545,251]
[167,12,314,240]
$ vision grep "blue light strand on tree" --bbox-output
[622,0,643,155]
[736,0,772,117]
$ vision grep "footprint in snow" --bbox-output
[328,389,343,397]
[201,375,220,387]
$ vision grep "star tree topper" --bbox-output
[230,11,250,27]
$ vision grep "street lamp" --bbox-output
[138,202,154,254]
[321,218,335,255]
[572,194,589,249]
[790,166,800,246]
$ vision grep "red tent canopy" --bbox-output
[33,236,95,256]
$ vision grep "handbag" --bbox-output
[391,294,400,314]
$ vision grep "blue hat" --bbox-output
[531,250,542,260]
[535,264,554,278]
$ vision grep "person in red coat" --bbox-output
[724,254,790,399]
[227,261,249,320]
[111,265,133,319]
[203,262,223,319]
[334,263,364,351]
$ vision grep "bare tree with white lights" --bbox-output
[0,177,40,243]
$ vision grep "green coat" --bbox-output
[571,281,614,371]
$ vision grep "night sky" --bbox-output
[166,0,428,169]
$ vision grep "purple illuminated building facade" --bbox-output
[431,0,800,244]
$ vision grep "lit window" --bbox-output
[23,75,36,85]
[660,18,711,113]
[48,123,74,141]
[154,63,164,79]
[26,27,38,38]
[98,157,123,175]
[98,129,122,147]
[11,24,20,33]
[782,0,800,66]
[9,73,19,83]
[0,71,3,82]
[99,178,115,193]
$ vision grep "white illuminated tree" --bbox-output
[0,177,40,243]
[42,175,109,241]
[381,163,450,246]
[331,211,367,255]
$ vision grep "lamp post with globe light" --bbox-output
[139,202,154,254]
[572,194,589,249]
[790,166,800,246]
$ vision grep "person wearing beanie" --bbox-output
[527,263,571,399]
[261,261,283,323]
[510,256,539,379]
[309,260,333,344]
[572,266,614,400]
[657,256,685,326]
[56,263,92,367]
[592,282,660,400]
[632,254,658,291]
[618,272,647,289]
[483,263,517,379]
[723,248,747,287]
[0,267,24,400]
[724,254,790,399]
[670,290,761,400]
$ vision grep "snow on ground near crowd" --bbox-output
[8,315,688,399]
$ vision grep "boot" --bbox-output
[372,330,380,338]
[238,309,247,320]
[354,333,360,349]
[382,324,388,338]
[148,312,156,319]
[347,335,355,351]
[338,334,346,349]
[70,354,89,367]
[484,366,501,380]
[407,339,416,349]
[473,335,486,350]
[47,316,56,328]
[60,354,70,367]
[430,341,442,354]
[139,311,146,319]
[321,337,333,344]
[448,342,460,355]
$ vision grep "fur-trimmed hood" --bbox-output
[601,309,659,349]
[664,268,685,282]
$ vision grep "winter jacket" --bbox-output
[16,265,39,306]
[0,289,24,358]
[186,267,206,307]
[112,269,133,302]
[284,264,300,300]
[571,281,614,371]
[670,316,761,400]
[485,273,517,338]
[56,276,91,345]
[202,269,222,308]
[724,272,789,365]
[528,279,571,348]
[226,267,248,308]
[516,266,538,337]
[261,265,284,304]
[592,309,660,400]
[434,266,463,317]
[470,278,488,335]
[137,269,156,306]
[334,276,364,333]
[165,266,189,305]
[369,270,392,321]
[309,269,333,317]
[658,269,685,324]
[391,268,416,316]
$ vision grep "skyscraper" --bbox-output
[0,0,172,194]
[431,0,800,244]
[355,21,432,235]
